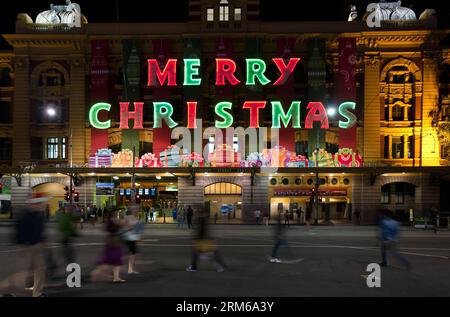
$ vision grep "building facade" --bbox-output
[0,0,449,223]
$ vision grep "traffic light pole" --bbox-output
[131,146,136,204]
[69,173,73,205]
[314,127,319,225]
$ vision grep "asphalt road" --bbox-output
[0,224,449,297]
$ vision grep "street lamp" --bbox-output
[46,107,56,117]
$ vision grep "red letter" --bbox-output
[272,58,300,86]
[216,58,240,86]
[187,101,197,129]
[119,102,144,129]
[243,101,266,128]
[305,102,329,129]
[147,59,177,86]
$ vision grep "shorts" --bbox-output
[126,240,138,255]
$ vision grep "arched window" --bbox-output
[0,67,12,86]
[205,182,242,195]
[219,0,229,22]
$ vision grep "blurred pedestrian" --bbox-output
[187,206,194,229]
[186,213,227,273]
[91,210,126,283]
[123,205,144,275]
[255,209,261,225]
[284,210,290,228]
[214,212,218,224]
[177,206,185,229]
[17,198,47,297]
[270,214,303,264]
[263,211,269,226]
[378,209,411,270]
[56,205,78,266]
[305,207,312,228]
[296,208,303,225]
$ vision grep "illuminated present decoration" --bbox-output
[333,148,363,167]
[309,149,335,167]
[287,154,309,168]
[262,146,292,167]
[140,153,161,168]
[111,149,134,168]
[181,152,208,167]
[240,152,266,167]
[159,145,189,167]
[88,148,113,168]
[209,144,240,167]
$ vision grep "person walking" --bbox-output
[177,206,185,229]
[378,209,411,270]
[255,209,261,225]
[214,212,218,225]
[186,213,227,273]
[186,206,194,229]
[56,205,78,266]
[284,210,290,228]
[91,210,126,283]
[305,207,312,228]
[123,206,144,275]
[270,214,303,264]
[17,200,47,297]
[263,211,269,226]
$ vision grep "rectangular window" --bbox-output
[408,135,414,159]
[0,138,12,161]
[381,190,390,204]
[61,137,67,159]
[392,105,403,121]
[47,137,59,159]
[394,183,405,204]
[234,7,242,21]
[392,136,404,159]
[207,8,214,22]
[384,136,389,159]
[219,6,229,21]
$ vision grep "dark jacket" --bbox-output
[17,208,44,245]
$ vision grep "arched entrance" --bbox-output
[204,182,242,223]
[32,182,65,216]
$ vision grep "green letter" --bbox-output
[183,59,202,86]
[215,102,234,128]
[154,102,178,129]
[246,59,271,86]
[271,101,301,128]
[89,102,111,129]
[338,102,357,129]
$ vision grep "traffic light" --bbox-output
[0,183,3,194]
[64,186,70,202]
[73,191,80,202]
[310,188,315,203]
[135,194,141,204]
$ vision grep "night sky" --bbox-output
[0,0,449,47]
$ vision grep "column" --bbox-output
[421,54,440,166]
[12,56,30,166]
[69,57,87,165]
[363,54,381,164]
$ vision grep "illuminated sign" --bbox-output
[88,58,357,130]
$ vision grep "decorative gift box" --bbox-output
[333,148,363,167]
[208,144,239,167]
[181,152,206,167]
[240,152,265,167]
[309,149,334,167]
[112,149,134,168]
[287,154,309,168]
[89,148,113,168]
[140,153,161,168]
[262,146,291,167]
[159,145,189,167]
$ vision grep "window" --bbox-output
[46,137,67,160]
[408,135,414,159]
[207,8,214,22]
[234,7,242,21]
[392,104,403,121]
[47,137,59,159]
[295,141,308,157]
[0,138,12,161]
[381,190,389,204]
[442,145,450,160]
[219,0,229,21]
[0,101,12,124]
[395,184,405,204]
[392,136,404,159]
[0,68,12,87]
